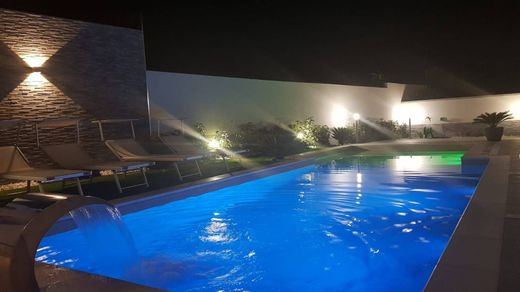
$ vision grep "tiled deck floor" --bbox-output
[498,140,520,291]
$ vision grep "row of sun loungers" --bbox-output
[0,146,90,195]
[0,118,248,196]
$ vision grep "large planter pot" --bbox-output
[484,127,504,141]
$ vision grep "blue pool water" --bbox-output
[37,153,485,291]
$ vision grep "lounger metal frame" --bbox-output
[36,118,151,193]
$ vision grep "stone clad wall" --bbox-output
[0,9,149,167]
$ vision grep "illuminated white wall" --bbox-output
[147,71,404,131]
[394,93,520,124]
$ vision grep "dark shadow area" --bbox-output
[44,25,147,121]
[0,41,29,101]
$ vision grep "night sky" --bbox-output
[3,1,520,96]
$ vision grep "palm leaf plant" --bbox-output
[473,111,512,141]
[331,127,354,145]
[473,111,512,128]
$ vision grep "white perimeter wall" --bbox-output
[147,70,520,132]
[147,71,404,132]
[395,94,520,124]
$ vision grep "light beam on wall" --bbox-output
[330,104,348,127]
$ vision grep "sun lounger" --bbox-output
[0,146,90,195]
[35,118,154,193]
[105,139,203,181]
[41,143,153,193]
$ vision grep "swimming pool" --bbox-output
[37,152,486,291]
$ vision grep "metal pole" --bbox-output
[76,120,80,143]
[35,123,40,148]
[408,118,412,139]
[355,120,359,143]
[130,120,136,139]
[97,122,105,141]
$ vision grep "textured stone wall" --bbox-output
[0,9,148,167]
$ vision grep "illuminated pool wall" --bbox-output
[0,9,149,166]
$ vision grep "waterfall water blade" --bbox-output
[70,204,141,277]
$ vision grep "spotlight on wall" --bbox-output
[208,139,221,149]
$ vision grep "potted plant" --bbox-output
[473,111,513,141]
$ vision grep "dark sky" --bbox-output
[3,1,520,95]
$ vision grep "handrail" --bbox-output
[91,119,139,141]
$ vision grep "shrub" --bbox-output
[331,127,355,145]
[395,123,409,138]
[358,119,409,142]
[313,125,330,146]
[194,122,207,138]
[231,122,305,159]
[291,117,331,147]
[291,117,318,146]
[212,130,231,149]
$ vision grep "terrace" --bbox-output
[1,4,520,292]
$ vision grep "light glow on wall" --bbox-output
[330,104,348,127]
[21,55,48,68]
[25,72,47,87]
[392,103,426,125]
[510,100,520,119]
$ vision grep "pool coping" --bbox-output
[424,154,510,291]
[110,142,474,214]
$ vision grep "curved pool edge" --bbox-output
[424,155,510,292]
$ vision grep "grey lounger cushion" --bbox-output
[105,139,203,162]
[42,144,153,171]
